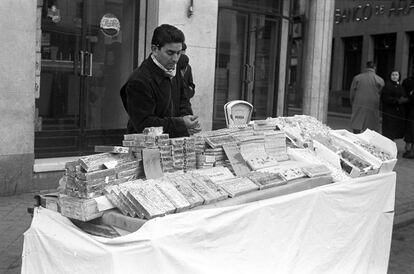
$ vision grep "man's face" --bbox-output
[152,42,182,70]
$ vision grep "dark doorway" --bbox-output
[374,33,396,81]
[213,0,283,129]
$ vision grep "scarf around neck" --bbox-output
[151,54,176,78]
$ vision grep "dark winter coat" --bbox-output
[402,77,414,142]
[120,55,193,137]
[177,54,195,98]
[381,81,406,139]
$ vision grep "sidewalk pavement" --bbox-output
[1,125,414,273]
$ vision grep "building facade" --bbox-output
[330,0,414,117]
[0,0,334,195]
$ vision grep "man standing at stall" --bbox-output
[349,61,385,133]
[120,24,201,137]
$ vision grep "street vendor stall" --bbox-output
[22,115,397,273]
[22,172,395,274]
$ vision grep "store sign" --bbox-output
[100,14,120,37]
[335,0,414,24]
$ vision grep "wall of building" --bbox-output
[0,0,36,195]
[151,0,218,131]
[329,0,414,117]
[334,0,414,37]
[332,0,414,89]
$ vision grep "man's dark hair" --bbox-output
[151,24,185,48]
[182,42,187,51]
[366,61,375,69]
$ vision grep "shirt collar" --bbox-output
[151,54,176,79]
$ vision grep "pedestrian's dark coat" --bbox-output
[120,55,193,137]
[177,54,195,98]
[381,80,406,139]
[350,68,385,132]
[402,76,414,143]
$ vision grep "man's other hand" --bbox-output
[184,115,202,135]
[183,115,199,128]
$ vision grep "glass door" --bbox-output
[213,9,280,129]
[249,15,279,119]
[81,0,134,152]
[35,0,84,157]
[213,9,249,128]
[35,0,136,158]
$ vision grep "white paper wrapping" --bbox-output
[22,172,395,274]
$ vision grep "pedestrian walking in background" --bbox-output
[350,61,385,134]
[402,66,414,158]
[381,70,408,140]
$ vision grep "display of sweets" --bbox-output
[64,154,143,199]
[264,131,288,161]
[339,150,376,177]
[159,143,173,173]
[184,137,197,171]
[245,171,286,189]
[277,167,307,181]
[143,126,164,135]
[353,140,393,161]
[270,115,332,145]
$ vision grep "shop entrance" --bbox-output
[36,0,138,158]
[213,1,282,129]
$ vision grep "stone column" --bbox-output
[361,34,374,71]
[302,0,335,123]
[0,0,36,195]
[331,37,344,92]
[395,31,409,80]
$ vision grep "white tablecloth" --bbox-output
[22,172,395,274]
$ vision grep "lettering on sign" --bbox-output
[100,13,121,37]
[335,0,414,24]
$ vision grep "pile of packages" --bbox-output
[270,115,396,177]
[58,115,398,221]
[64,153,143,199]
[102,163,332,219]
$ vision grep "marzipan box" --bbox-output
[312,140,378,178]
[331,129,397,173]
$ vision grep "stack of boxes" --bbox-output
[103,170,231,219]
[158,138,173,173]
[194,135,206,169]
[64,153,143,199]
[183,137,196,171]
[264,131,288,161]
[171,138,185,171]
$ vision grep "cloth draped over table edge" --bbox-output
[22,172,395,274]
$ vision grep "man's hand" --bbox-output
[188,124,202,135]
[183,115,199,128]
[183,115,202,135]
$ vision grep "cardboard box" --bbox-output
[331,129,397,173]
